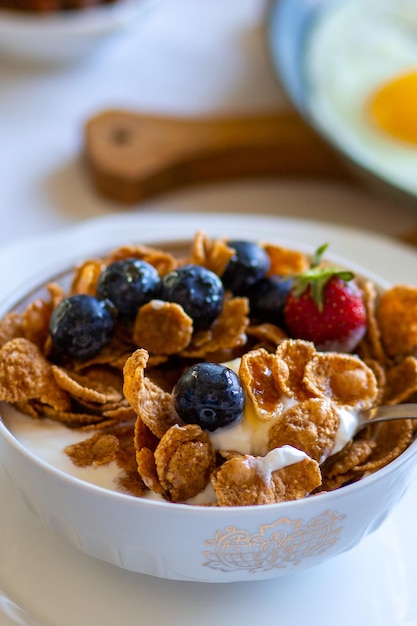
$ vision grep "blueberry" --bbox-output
[172,362,245,431]
[161,265,224,331]
[222,240,270,295]
[49,294,114,359]
[248,275,294,324]
[96,258,161,319]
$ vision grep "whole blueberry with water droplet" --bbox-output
[96,258,161,319]
[49,294,114,359]
[222,240,270,295]
[248,275,294,324]
[161,264,224,330]
[172,362,245,431]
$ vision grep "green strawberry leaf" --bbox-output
[292,245,355,311]
[311,243,329,268]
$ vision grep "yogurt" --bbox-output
[2,404,124,491]
[209,358,359,460]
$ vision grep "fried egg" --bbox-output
[368,70,417,145]
[305,0,417,195]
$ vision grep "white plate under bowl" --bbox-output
[0,213,417,625]
[0,0,154,64]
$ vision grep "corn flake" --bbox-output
[154,424,216,502]
[52,365,123,405]
[136,447,165,495]
[123,349,179,438]
[133,300,193,355]
[70,259,105,296]
[21,299,52,349]
[356,419,413,473]
[104,244,177,276]
[65,432,119,467]
[181,296,249,358]
[304,352,378,409]
[262,243,309,276]
[211,454,321,506]
[190,231,234,276]
[268,398,339,462]
[383,356,417,405]
[0,312,24,348]
[246,323,288,349]
[357,280,387,365]
[0,338,70,410]
[377,285,417,358]
[320,439,376,489]
[273,339,316,400]
[239,348,284,422]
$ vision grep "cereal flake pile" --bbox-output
[0,231,416,506]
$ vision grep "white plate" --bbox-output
[0,212,416,626]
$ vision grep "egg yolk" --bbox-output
[368,70,417,145]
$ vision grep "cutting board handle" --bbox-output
[84,109,352,204]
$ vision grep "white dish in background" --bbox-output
[0,213,416,624]
[0,0,154,64]
[304,0,417,198]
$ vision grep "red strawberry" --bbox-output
[283,244,367,352]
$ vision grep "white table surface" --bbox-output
[1,2,417,626]
[0,0,417,252]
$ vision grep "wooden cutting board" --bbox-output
[83,108,417,247]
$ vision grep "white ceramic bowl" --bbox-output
[0,213,416,583]
[0,0,154,64]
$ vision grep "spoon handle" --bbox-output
[364,403,417,424]
[84,109,352,204]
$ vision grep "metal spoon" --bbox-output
[355,403,417,435]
